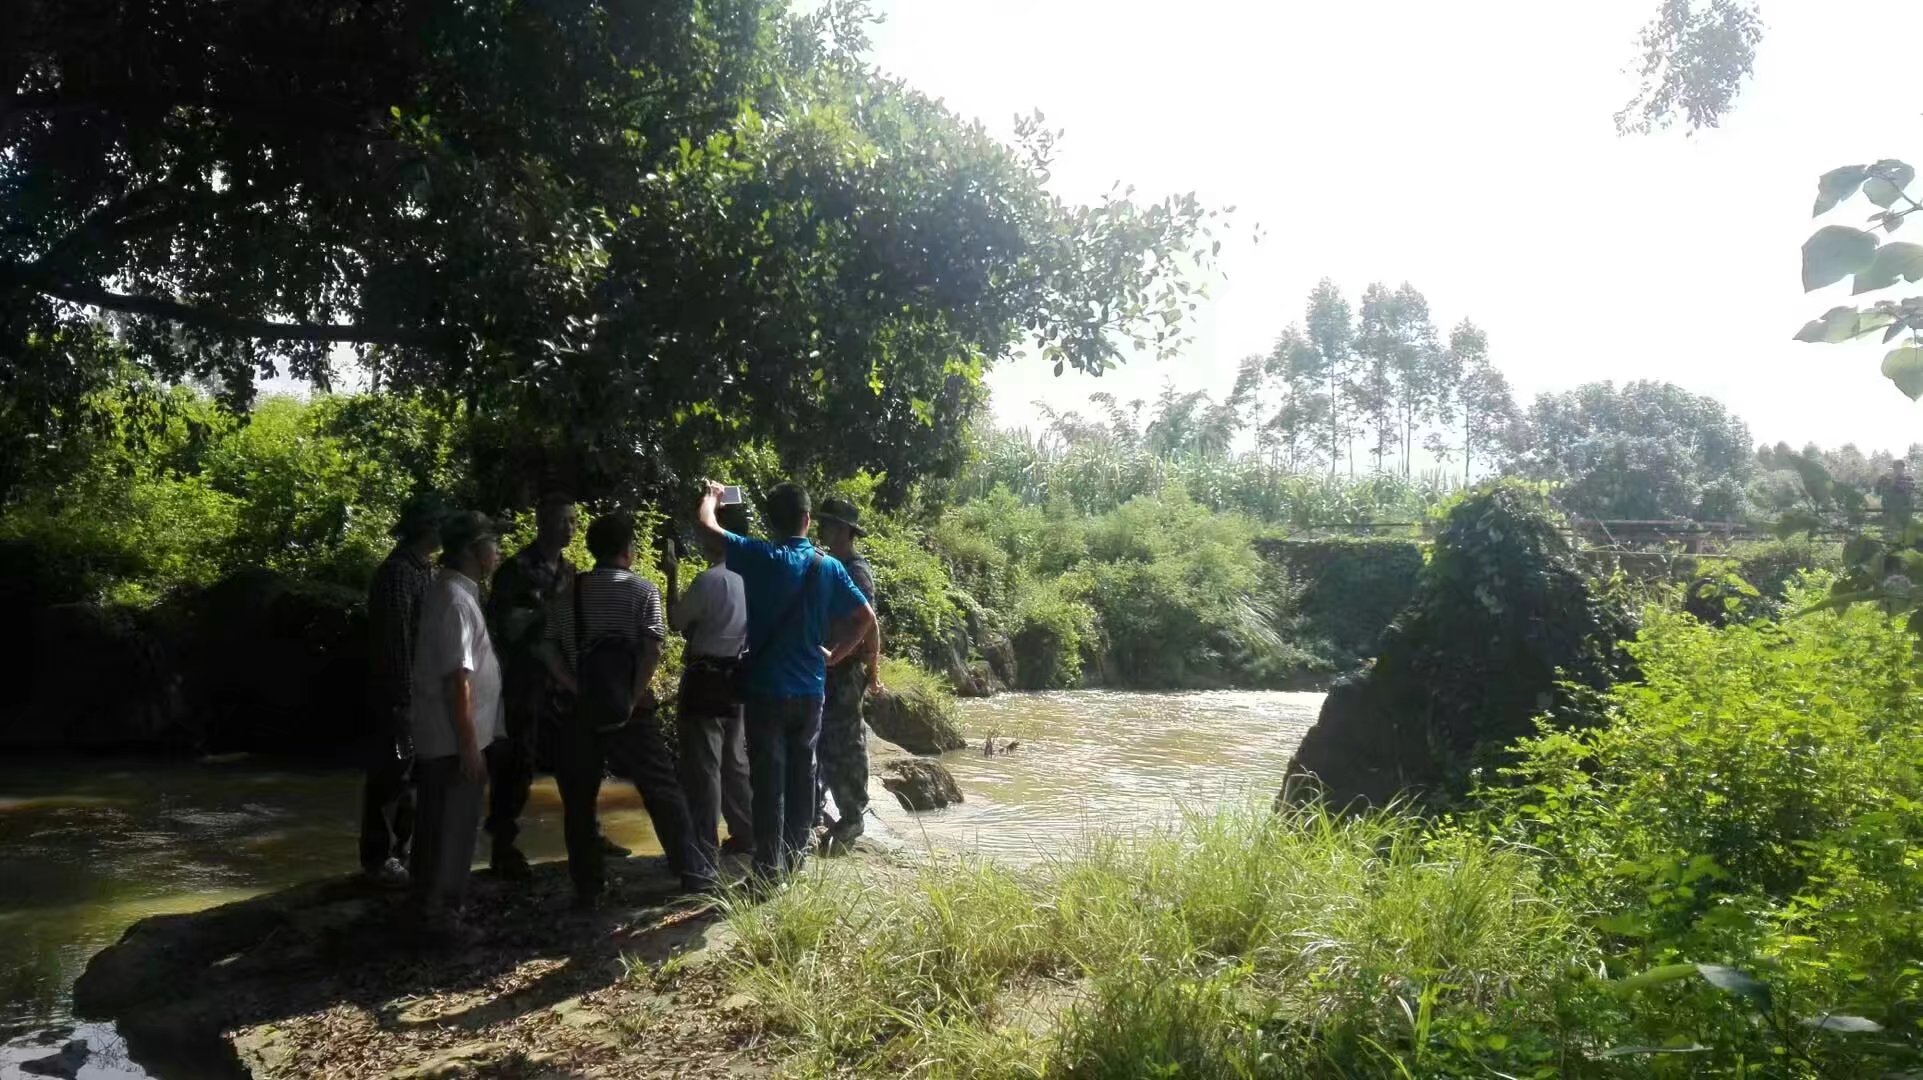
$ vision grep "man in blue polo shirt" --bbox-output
[696,480,875,884]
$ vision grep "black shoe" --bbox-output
[491,844,534,882]
[740,872,787,902]
[720,835,753,856]
[571,891,603,913]
[598,834,632,859]
[820,816,864,857]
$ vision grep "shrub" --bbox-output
[1262,537,1424,665]
[1487,587,1923,1072]
[1083,492,1319,688]
[1008,573,1098,689]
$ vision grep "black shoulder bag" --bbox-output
[572,574,644,734]
[730,552,822,703]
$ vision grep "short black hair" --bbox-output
[766,482,811,537]
[537,491,575,515]
[585,514,635,565]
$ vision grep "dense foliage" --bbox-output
[1511,380,1755,521]
[1484,590,1923,1075]
[0,387,463,605]
[3,0,1216,504]
[722,579,1923,1078]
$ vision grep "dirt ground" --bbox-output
[75,847,907,1079]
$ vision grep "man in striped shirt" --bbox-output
[543,514,701,903]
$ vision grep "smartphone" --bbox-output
[719,484,744,506]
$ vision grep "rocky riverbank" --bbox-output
[67,731,956,1080]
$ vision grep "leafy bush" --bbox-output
[1082,493,1319,688]
[1287,480,1637,807]
[0,387,466,604]
[1727,535,1842,599]
[1486,588,1923,1073]
[1008,573,1098,689]
[1263,537,1423,665]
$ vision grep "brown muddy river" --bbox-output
[0,690,1321,1077]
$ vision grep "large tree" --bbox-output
[1513,379,1754,521]
[1301,279,1357,475]
[1447,321,1519,485]
[1616,0,1764,135]
[3,0,1216,505]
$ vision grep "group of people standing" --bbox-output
[359,481,882,941]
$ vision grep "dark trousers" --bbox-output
[484,726,533,852]
[408,753,485,917]
[677,705,753,882]
[359,736,416,871]
[818,672,869,826]
[745,696,823,880]
[555,717,697,897]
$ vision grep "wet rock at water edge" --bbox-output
[881,758,964,812]
[20,1040,90,1078]
[864,684,967,754]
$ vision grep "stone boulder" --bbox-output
[183,570,371,758]
[1283,483,1635,809]
[0,602,191,752]
[880,758,964,811]
[864,682,966,754]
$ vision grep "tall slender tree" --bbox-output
[1450,321,1516,484]
[1303,279,1356,475]
[1265,326,1323,472]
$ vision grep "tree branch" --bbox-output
[38,281,443,348]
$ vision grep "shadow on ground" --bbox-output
[73,855,759,1079]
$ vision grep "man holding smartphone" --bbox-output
[695,481,876,884]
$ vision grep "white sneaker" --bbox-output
[367,857,410,889]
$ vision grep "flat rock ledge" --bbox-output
[71,846,901,1078]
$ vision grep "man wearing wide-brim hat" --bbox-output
[813,496,883,855]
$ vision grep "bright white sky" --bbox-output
[864,0,1922,454]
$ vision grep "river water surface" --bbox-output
[0,689,1320,1078]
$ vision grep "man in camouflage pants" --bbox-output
[814,497,882,854]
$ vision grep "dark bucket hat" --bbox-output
[392,491,451,539]
[816,496,866,537]
[439,510,508,554]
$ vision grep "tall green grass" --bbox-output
[724,803,1589,1078]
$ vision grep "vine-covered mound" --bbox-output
[1284,482,1635,807]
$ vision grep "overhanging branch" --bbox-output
[40,281,443,348]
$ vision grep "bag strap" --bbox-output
[743,551,822,667]
[571,572,585,662]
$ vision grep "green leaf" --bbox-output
[1804,1014,1883,1033]
[1793,305,1897,343]
[1804,226,1880,291]
[1618,963,1697,991]
[1883,345,1923,400]
[1871,158,1917,193]
[1814,165,1870,216]
[1855,242,1923,294]
[1695,964,1772,1012]
[1866,177,1908,209]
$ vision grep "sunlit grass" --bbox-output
[723,802,1590,1078]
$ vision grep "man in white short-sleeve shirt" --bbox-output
[406,510,505,940]
[665,530,753,882]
